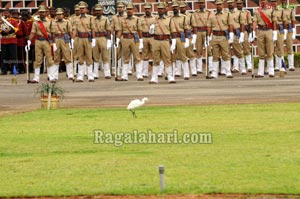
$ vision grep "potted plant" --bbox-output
[35,82,65,109]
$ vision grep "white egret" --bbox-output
[127,97,149,118]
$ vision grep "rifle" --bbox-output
[25,45,30,83]
[70,41,75,82]
[205,35,209,79]
[251,41,255,78]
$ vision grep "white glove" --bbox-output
[229,32,234,43]
[114,38,120,48]
[170,38,176,53]
[283,29,287,40]
[27,40,31,51]
[248,32,252,43]
[106,39,112,50]
[139,39,143,50]
[272,30,277,42]
[292,28,296,40]
[184,39,189,48]
[191,34,197,45]
[205,35,211,47]
[70,39,74,49]
[91,38,96,48]
[53,43,57,52]
[239,32,244,43]
[149,24,155,34]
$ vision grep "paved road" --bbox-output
[0,69,299,116]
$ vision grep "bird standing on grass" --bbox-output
[127,97,149,118]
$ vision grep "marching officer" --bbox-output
[271,0,285,72]
[72,1,95,82]
[69,4,80,76]
[171,1,190,80]
[53,8,73,80]
[149,2,176,84]
[139,2,155,78]
[0,9,19,75]
[13,10,28,74]
[191,0,211,75]
[207,0,234,79]
[227,0,247,75]
[236,0,253,72]
[180,2,197,77]
[111,2,127,77]
[92,4,112,79]
[27,5,56,83]
[281,0,296,71]
[252,0,277,78]
[115,2,143,81]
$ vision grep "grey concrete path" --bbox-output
[0,69,299,116]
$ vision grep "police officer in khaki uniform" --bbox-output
[179,2,197,77]
[69,4,80,76]
[252,0,277,77]
[115,2,143,81]
[93,4,112,79]
[111,2,127,76]
[281,0,296,71]
[207,0,234,79]
[227,0,246,75]
[53,8,73,80]
[171,1,190,80]
[236,0,253,72]
[270,0,285,72]
[140,2,155,78]
[27,5,56,83]
[191,0,211,75]
[72,1,95,82]
[150,2,176,84]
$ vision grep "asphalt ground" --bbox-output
[0,68,299,116]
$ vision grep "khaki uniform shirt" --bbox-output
[53,19,72,34]
[120,15,142,34]
[111,12,127,32]
[31,17,55,36]
[191,9,211,27]
[94,16,111,32]
[283,7,296,24]
[171,13,188,33]
[139,15,156,33]
[273,8,286,25]
[228,8,246,29]
[208,10,233,31]
[152,15,176,35]
[72,14,95,33]
[253,7,277,26]
[183,12,193,31]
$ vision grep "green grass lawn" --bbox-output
[1,103,300,197]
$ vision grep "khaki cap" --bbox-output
[179,2,187,7]
[144,2,152,9]
[117,2,125,7]
[171,1,179,7]
[215,0,223,4]
[126,2,134,9]
[227,0,234,3]
[55,8,64,14]
[94,4,103,10]
[157,2,166,8]
[78,1,88,8]
[74,4,80,11]
[198,0,205,2]
[38,5,48,12]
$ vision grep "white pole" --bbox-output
[158,165,165,192]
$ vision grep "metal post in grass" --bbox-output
[158,165,165,192]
